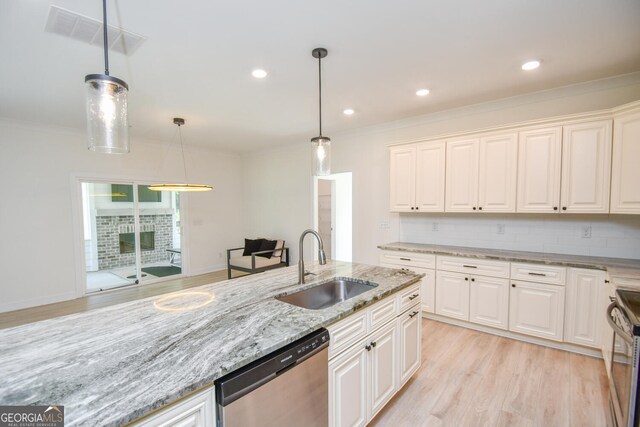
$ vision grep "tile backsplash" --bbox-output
[399,213,640,259]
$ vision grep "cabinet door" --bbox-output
[517,127,562,213]
[389,146,416,212]
[469,276,509,330]
[509,280,565,341]
[564,268,605,348]
[398,306,422,386]
[435,271,470,321]
[561,120,612,213]
[478,133,518,212]
[133,387,215,427]
[368,322,398,419]
[329,344,368,427]
[611,111,640,213]
[602,279,615,377]
[445,138,479,212]
[415,140,446,212]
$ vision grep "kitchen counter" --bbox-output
[378,242,640,278]
[0,261,421,426]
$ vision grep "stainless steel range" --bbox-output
[607,289,640,427]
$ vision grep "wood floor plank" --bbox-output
[371,319,610,427]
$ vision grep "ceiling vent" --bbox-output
[45,5,145,55]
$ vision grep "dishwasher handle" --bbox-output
[216,328,330,406]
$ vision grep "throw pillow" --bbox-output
[271,240,285,259]
[257,239,278,258]
[243,238,265,256]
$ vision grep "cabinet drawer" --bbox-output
[328,310,368,359]
[379,250,436,269]
[436,256,509,278]
[369,296,398,332]
[510,262,566,285]
[397,284,421,314]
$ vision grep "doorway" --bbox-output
[80,180,184,293]
[314,173,352,262]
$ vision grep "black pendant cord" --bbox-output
[318,54,322,137]
[178,124,189,184]
[103,0,109,75]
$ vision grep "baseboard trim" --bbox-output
[423,312,603,359]
[0,291,78,314]
[190,264,226,276]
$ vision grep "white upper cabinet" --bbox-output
[415,141,446,212]
[561,120,612,213]
[390,141,445,212]
[611,110,640,213]
[478,133,518,212]
[389,146,416,212]
[445,138,479,212]
[517,127,563,213]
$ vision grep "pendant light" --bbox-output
[311,47,331,176]
[148,118,213,192]
[85,0,130,154]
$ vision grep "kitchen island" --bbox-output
[0,261,421,426]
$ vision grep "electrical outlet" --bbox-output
[497,224,505,235]
[581,225,592,239]
[379,220,390,230]
[432,223,439,232]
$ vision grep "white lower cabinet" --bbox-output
[564,268,605,348]
[398,307,422,386]
[509,280,565,341]
[133,387,215,427]
[329,343,368,427]
[368,322,398,418]
[328,287,422,427]
[435,271,469,321]
[469,276,509,330]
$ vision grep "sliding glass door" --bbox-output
[81,180,183,293]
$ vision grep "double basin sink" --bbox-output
[276,278,378,310]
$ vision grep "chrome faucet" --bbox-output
[298,229,327,285]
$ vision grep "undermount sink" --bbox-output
[276,278,378,310]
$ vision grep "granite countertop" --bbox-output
[378,242,640,278]
[0,261,421,427]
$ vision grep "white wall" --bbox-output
[242,73,640,265]
[0,119,244,312]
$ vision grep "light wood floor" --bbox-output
[371,319,610,427]
[0,269,246,329]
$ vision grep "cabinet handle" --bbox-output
[465,277,469,281]
[512,284,516,287]
[478,207,483,211]
[528,272,547,277]
[463,265,477,269]
[408,293,419,300]
[400,257,411,261]
[562,207,567,211]
[371,341,377,348]
[416,207,419,210]
[472,207,477,210]
[409,311,419,318]
[553,207,558,211]
[605,280,610,284]
[365,344,372,351]
[471,278,475,282]
[411,207,415,210]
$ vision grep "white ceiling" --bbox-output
[1,0,640,152]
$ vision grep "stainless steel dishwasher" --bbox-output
[215,328,329,427]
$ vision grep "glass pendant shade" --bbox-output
[85,74,130,154]
[311,136,331,176]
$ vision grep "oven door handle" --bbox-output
[607,301,634,344]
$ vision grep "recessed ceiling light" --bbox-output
[343,108,355,116]
[252,69,268,79]
[521,60,540,71]
[416,89,430,97]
